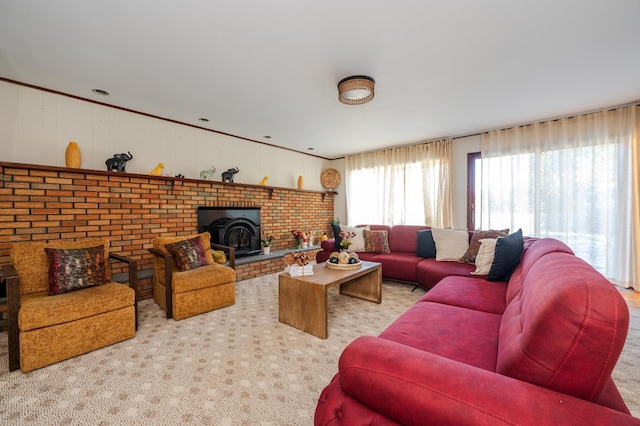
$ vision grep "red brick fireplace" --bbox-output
[0,162,335,300]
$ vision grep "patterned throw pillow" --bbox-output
[165,237,210,271]
[460,229,509,264]
[363,230,390,253]
[45,245,109,295]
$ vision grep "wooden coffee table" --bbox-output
[278,261,381,339]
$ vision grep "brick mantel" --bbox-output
[0,162,335,299]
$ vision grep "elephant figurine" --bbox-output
[221,167,239,183]
[200,166,216,180]
[105,152,133,173]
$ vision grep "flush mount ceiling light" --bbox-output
[338,75,375,105]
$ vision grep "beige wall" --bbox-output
[452,135,481,228]
[0,80,332,191]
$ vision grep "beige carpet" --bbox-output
[0,273,637,425]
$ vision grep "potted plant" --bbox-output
[261,235,275,254]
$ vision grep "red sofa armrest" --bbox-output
[320,238,336,252]
[333,336,639,426]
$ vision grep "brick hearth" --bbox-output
[0,162,335,300]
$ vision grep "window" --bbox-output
[348,161,426,225]
[346,140,452,227]
[467,152,481,231]
[468,107,635,287]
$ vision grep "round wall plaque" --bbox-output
[320,168,341,189]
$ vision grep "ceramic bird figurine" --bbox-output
[149,163,165,176]
[258,176,268,185]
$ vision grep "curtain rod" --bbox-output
[450,99,640,139]
[345,99,640,160]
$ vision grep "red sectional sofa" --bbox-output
[316,225,477,289]
[314,237,639,425]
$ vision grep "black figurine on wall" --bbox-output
[105,152,133,173]
[221,167,239,182]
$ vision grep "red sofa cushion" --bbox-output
[386,225,429,253]
[367,252,424,282]
[415,258,477,290]
[379,301,501,372]
[420,275,507,315]
[498,252,629,402]
[318,337,638,426]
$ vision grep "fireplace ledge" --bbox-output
[235,245,321,266]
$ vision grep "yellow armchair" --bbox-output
[149,232,236,320]
[2,239,138,373]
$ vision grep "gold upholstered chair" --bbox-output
[2,239,138,373]
[149,232,236,320]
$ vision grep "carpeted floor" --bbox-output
[612,305,640,417]
[0,275,421,425]
[0,273,638,425]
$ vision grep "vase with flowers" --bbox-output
[291,229,303,249]
[339,230,356,252]
[260,235,275,255]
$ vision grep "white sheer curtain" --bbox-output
[480,105,637,288]
[345,139,452,227]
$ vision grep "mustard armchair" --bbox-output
[149,232,236,320]
[2,239,138,373]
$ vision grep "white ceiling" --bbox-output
[1,1,639,159]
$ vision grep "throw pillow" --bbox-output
[165,237,210,271]
[487,229,524,282]
[211,250,227,264]
[471,238,498,275]
[460,229,510,264]
[416,229,436,258]
[45,245,109,295]
[332,223,342,250]
[363,229,390,253]
[431,228,469,261]
[339,225,370,252]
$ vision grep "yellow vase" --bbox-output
[297,175,303,190]
[65,142,81,168]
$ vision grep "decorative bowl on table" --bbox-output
[326,251,362,269]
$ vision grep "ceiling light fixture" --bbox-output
[338,75,375,105]
[92,89,109,96]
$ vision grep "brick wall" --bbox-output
[0,162,335,300]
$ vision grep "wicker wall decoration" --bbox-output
[321,168,341,190]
